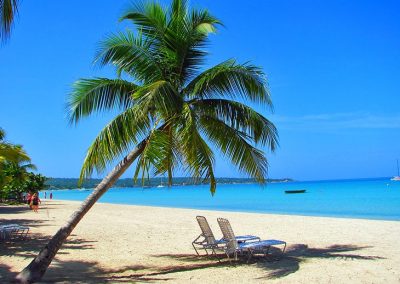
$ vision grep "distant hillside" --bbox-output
[45,177,294,189]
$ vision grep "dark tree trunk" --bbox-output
[15,141,146,283]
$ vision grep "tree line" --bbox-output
[0,128,47,202]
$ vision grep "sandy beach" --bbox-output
[1,200,400,283]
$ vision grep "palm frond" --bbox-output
[0,128,5,140]
[68,78,139,124]
[171,0,187,18]
[190,9,221,35]
[192,99,278,150]
[133,80,182,118]
[94,30,162,82]
[178,104,216,194]
[79,106,151,183]
[133,129,170,185]
[200,115,269,183]
[184,59,273,106]
[167,7,221,85]
[0,0,18,42]
[20,163,37,171]
[120,1,167,39]
[0,143,30,164]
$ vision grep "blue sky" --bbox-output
[1,0,399,181]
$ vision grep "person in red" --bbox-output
[30,193,41,213]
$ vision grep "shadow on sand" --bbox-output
[147,244,384,281]
[0,243,384,283]
[255,244,384,279]
[0,233,97,283]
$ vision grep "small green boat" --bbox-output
[285,189,306,194]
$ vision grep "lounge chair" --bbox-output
[0,224,29,241]
[192,216,260,257]
[0,225,14,241]
[217,218,286,262]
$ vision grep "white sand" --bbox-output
[1,200,399,283]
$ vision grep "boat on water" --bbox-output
[157,176,166,187]
[285,189,306,194]
[391,159,400,181]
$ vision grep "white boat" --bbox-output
[157,176,166,187]
[391,159,400,181]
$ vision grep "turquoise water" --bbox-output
[48,178,400,221]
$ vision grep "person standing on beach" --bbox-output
[44,192,47,199]
[50,192,53,200]
[30,193,41,213]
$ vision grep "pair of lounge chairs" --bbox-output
[192,216,286,262]
[0,224,29,242]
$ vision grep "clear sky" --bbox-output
[1,0,399,181]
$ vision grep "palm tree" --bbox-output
[17,0,278,282]
[3,156,37,187]
[0,128,31,197]
[0,0,19,42]
[1,156,36,201]
[0,128,30,170]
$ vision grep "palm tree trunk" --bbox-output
[15,140,146,283]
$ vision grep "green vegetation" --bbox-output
[18,0,278,282]
[0,0,19,42]
[46,177,293,189]
[0,128,47,202]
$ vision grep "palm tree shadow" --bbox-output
[147,244,384,281]
[0,204,32,215]
[93,254,228,282]
[0,260,143,283]
[256,244,385,279]
[0,264,17,283]
[0,232,96,258]
[0,244,384,282]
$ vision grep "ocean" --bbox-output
[47,177,400,221]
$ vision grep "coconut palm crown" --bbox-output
[69,0,278,194]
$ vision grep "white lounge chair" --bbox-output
[217,218,286,262]
[192,216,260,257]
[0,224,29,241]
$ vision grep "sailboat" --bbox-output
[391,159,400,181]
[157,176,166,187]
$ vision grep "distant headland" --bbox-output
[45,177,294,190]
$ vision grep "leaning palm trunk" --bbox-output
[15,141,146,283]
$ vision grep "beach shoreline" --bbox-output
[44,178,400,222]
[55,198,400,222]
[1,200,400,283]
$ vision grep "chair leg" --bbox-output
[267,243,286,261]
[192,235,203,256]
[210,247,222,262]
[246,249,254,263]
[23,228,29,240]
[192,242,200,256]
[278,243,287,259]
